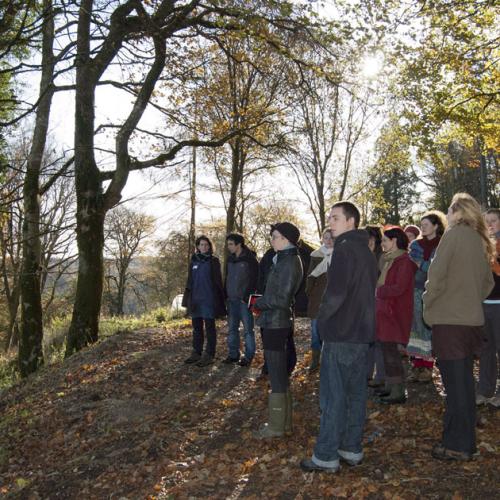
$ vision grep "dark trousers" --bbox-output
[260,327,296,376]
[262,328,295,392]
[367,341,385,382]
[438,357,476,454]
[478,304,500,397]
[381,342,404,384]
[192,317,216,357]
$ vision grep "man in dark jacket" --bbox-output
[301,201,378,473]
[223,233,259,366]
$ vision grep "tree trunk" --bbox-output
[65,198,105,353]
[188,146,196,264]
[8,322,20,351]
[1,221,21,351]
[18,0,55,377]
[66,0,105,356]
[225,141,241,235]
[5,294,20,351]
[393,170,400,225]
[18,110,45,378]
[116,265,127,316]
[316,184,326,238]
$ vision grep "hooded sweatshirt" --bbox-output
[225,247,259,302]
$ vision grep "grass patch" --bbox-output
[0,307,188,393]
[99,306,184,337]
[0,352,19,393]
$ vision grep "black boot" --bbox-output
[378,383,407,404]
[196,352,214,367]
[374,384,390,397]
[184,351,201,364]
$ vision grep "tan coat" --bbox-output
[423,224,494,326]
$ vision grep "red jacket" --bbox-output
[376,253,417,345]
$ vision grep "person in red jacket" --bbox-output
[375,226,417,404]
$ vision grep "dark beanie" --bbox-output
[271,222,300,246]
[404,225,421,239]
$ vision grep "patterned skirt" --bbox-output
[406,288,433,360]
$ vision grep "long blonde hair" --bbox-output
[449,193,495,263]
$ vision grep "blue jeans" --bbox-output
[310,319,322,351]
[313,342,369,466]
[227,299,256,360]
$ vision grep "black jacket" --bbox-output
[257,243,311,317]
[254,246,303,329]
[225,247,259,302]
[295,240,313,317]
[182,253,227,318]
[257,248,275,294]
[317,229,377,343]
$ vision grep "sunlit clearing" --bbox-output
[361,53,384,78]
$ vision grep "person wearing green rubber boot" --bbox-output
[252,222,303,439]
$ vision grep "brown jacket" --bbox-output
[305,248,328,319]
[423,224,494,327]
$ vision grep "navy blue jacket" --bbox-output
[182,253,226,318]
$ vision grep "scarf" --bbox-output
[419,236,440,261]
[194,252,212,262]
[309,245,334,278]
[272,243,295,266]
[377,248,406,287]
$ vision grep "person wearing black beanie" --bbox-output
[253,222,303,438]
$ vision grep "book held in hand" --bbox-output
[247,293,262,315]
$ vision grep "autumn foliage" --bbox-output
[0,319,497,498]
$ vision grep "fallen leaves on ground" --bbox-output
[0,319,498,499]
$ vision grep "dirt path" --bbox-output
[0,319,498,499]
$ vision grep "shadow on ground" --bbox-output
[0,319,498,499]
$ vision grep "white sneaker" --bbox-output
[487,394,500,408]
[338,449,363,466]
[476,394,491,406]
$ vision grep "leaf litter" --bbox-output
[0,319,498,499]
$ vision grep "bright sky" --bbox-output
[31,6,390,250]
[48,90,376,244]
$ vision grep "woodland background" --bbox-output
[0,1,498,497]
[1,0,498,375]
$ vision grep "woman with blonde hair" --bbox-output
[423,193,494,461]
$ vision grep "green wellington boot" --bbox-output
[284,390,293,434]
[378,383,407,404]
[254,393,287,439]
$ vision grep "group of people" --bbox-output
[181,193,500,471]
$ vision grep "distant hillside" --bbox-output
[46,256,186,315]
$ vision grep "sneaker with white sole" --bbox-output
[300,457,339,473]
[476,394,491,406]
[338,449,363,466]
[488,394,500,408]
